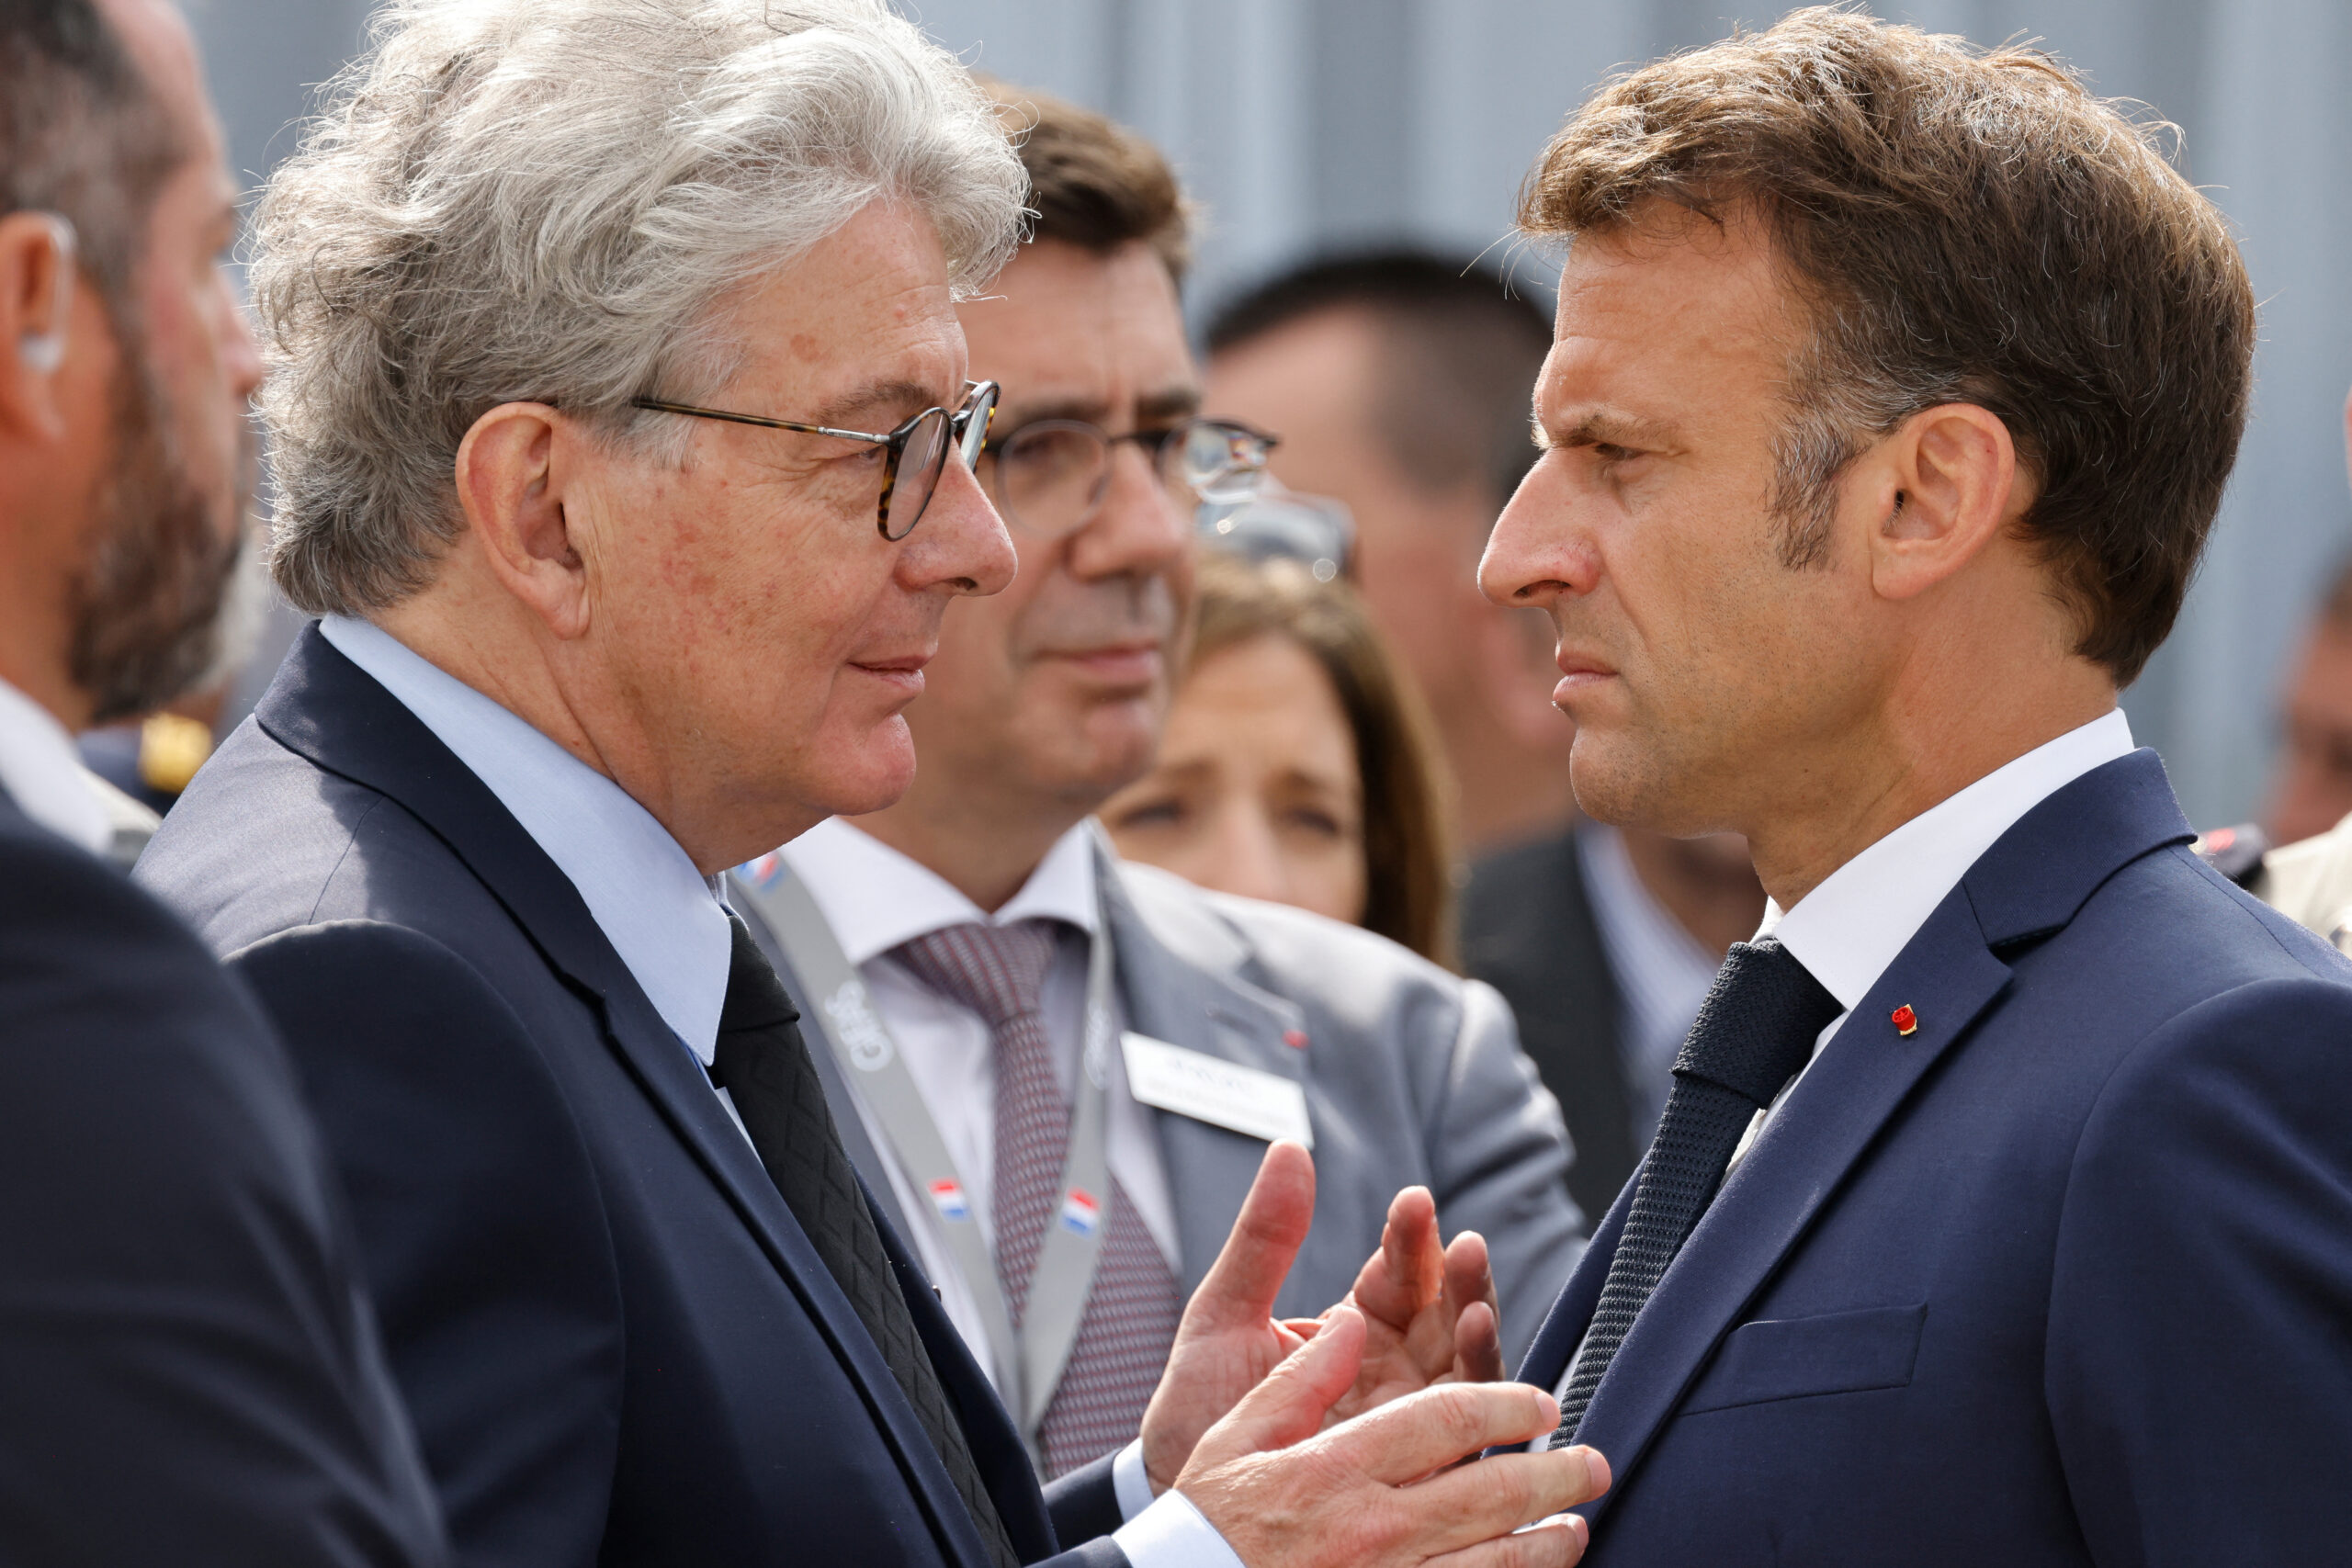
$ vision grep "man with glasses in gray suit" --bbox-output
[729,83,1583,1506]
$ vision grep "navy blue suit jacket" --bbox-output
[1514,751,2352,1565]
[0,791,446,1564]
[138,628,1128,1568]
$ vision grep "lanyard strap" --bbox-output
[737,861,1119,1457]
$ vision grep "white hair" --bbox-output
[253,0,1026,615]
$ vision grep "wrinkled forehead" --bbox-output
[1538,212,1801,423]
[960,238,1197,426]
[723,199,968,426]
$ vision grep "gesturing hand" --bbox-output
[1137,1145,1518,1494]
[1320,1185,1506,1427]
[1137,1141,1320,1494]
[1176,1305,1611,1568]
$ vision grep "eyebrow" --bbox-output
[810,378,955,431]
[1535,408,1682,451]
[998,382,1203,432]
[1136,384,1204,424]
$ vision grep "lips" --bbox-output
[849,650,930,697]
[1046,640,1164,684]
[1552,646,1617,707]
[1554,644,1616,679]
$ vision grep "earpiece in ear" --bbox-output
[18,333,64,374]
[13,213,76,378]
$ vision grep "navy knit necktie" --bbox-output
[1553,936,1841,1447]
[710,918,1020,1568]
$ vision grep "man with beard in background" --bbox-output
[0,0,447,1561]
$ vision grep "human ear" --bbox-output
[1863,402,2025,603]
[454,402,594,640]
[0,213,81,439]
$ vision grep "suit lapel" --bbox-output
[1096,846,1312,1298]
[259,628,1005,1568]
[1515,1173,1635,1401]
[1567,893,2013,1510]
[1546,751,2193,1516]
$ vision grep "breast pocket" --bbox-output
[1680,1303,1928,1416]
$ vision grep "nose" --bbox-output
[215,265,263,405]
[1193,797,1294,908]
[1065,441,1189,582]
[1479,454,1597,611]
[901,451,1017,598]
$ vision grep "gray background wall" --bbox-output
[186,0,2352,829]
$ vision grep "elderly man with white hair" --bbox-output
[139,3,1609,1566]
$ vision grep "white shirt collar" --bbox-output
[320,615,734,1064]
[1762,708,2136,1011]
[778,815,1101,966]
[0,676,109,855]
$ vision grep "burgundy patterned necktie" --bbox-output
[894,919,1182,1479]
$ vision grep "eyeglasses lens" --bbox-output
[1180,422,1269,505]
[957,384,998,468]
[883,407,951,540]
[995,422,1109,536]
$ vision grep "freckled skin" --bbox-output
[380,198,1019,873]
[1101,632,1370,926]
[580,203,1009,841]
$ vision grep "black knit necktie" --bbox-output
[709,918,1020,1568]
[1553,936,1841,1448]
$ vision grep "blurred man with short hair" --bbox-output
[1205,252,1566,856]
[0,0,446,1559]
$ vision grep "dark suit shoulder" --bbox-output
[1460,829,1584,953]
[1454,828,1634,1223]
[141,713,418,947]
[2043,944,2352,1558]
[224,916,626,1563]
[0,802,447,1565]
[2025,839,2352,1017]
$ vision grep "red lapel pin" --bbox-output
[1891,1004,1919,1037]
[1282,1028,1308,1050]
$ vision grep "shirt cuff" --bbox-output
[1111,1490,1246,1568]
[1111,1438,1156,1522]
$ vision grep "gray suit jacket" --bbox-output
[735,845,1583,1366]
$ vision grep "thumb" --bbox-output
[1183,1140,1315,1335]
[1193,1304,1368,1470]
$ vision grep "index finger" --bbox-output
[1351,1185,1443,1330]
[1326,1379,1562,1486]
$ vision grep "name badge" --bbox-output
[1121,1032,1314,1148]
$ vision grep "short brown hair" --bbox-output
[983,79,1192,282]
[1520,6,2255,685]
[1189,552,1458,967]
